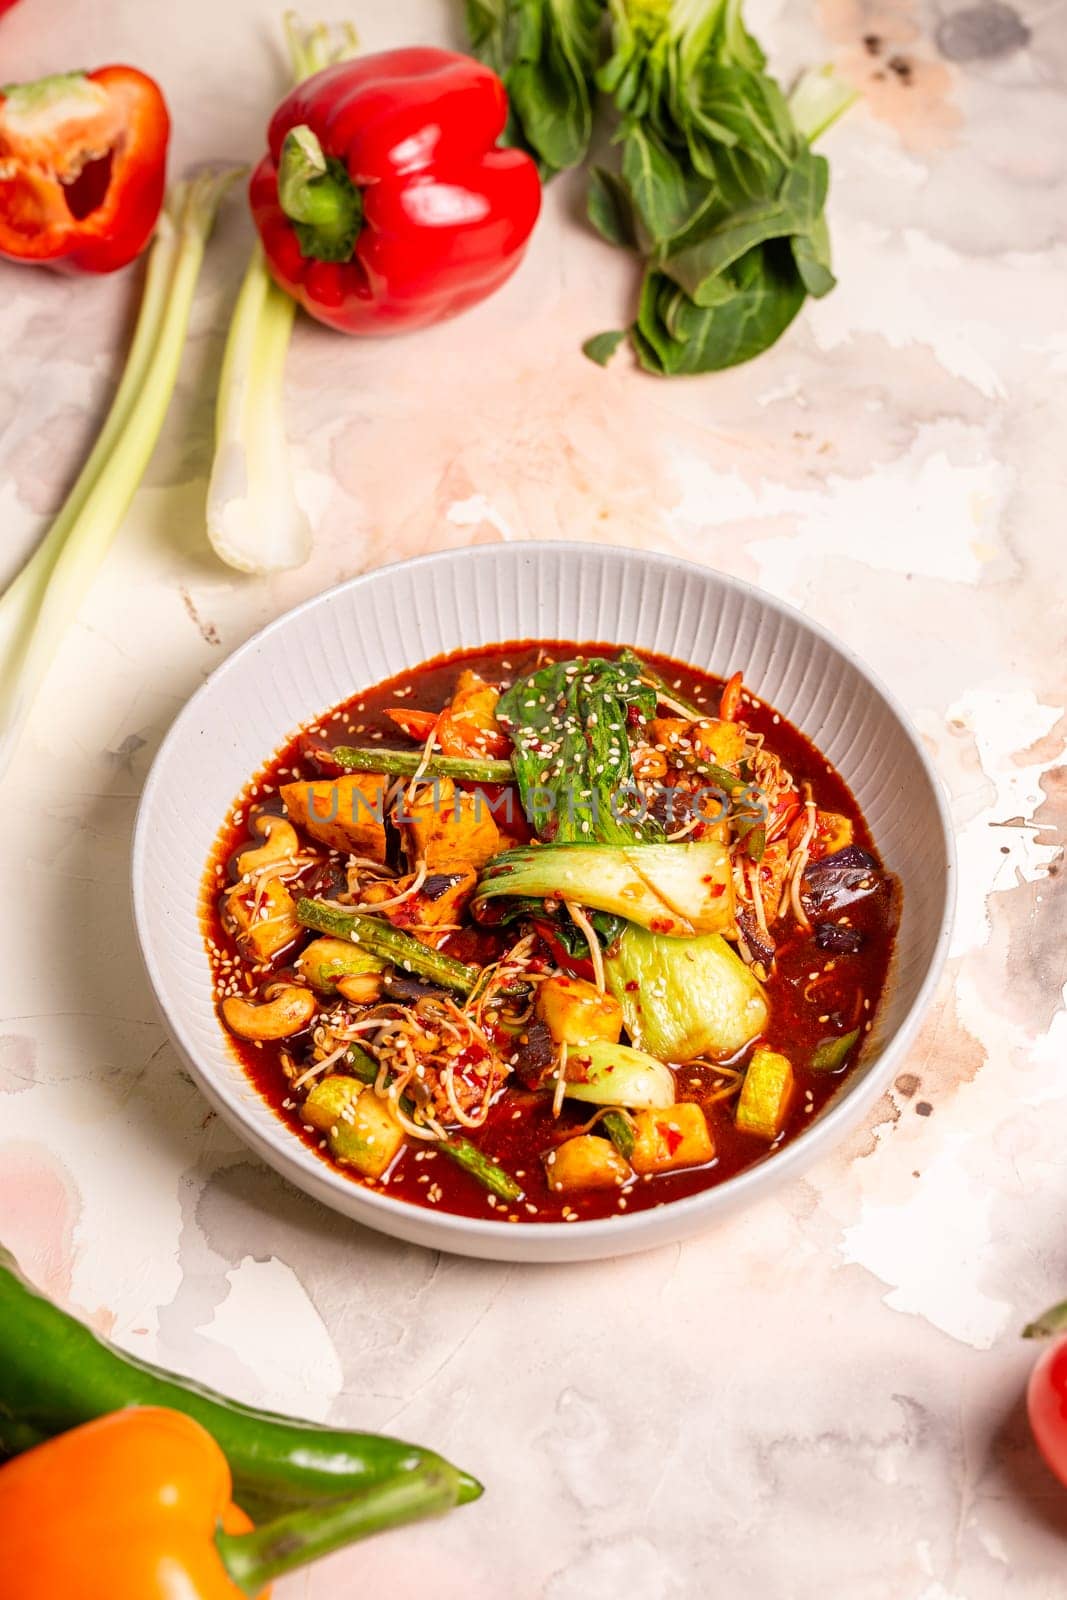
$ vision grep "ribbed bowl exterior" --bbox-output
[133,544,955,1262]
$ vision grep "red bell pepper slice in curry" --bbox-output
[0,66,169,273]
[249,47,541,334]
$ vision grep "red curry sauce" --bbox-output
[201,642,895,1225]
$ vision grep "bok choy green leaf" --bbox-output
[496,655,660,844]
[464,0,606,176]
[588,0,856,373]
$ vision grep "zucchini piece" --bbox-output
[296,937,386,994]
[736,1046,794,1140]
[302,1074,404,1177]
[563,1039,675,1110]
[544,1134,632,1192]
[604,923,768,1063]
[302,1074,362,1133]
[475,840,735,937]
[535,974,623,1047]
[630,1104,715,1174]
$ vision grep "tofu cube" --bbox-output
[544,1135,632,1192]
[400,778,501,870]
[281,775,387,860]
[536,975,623,1047]
[652,717,747,770]
[224,877,301,960]
[630,1103,715,1174]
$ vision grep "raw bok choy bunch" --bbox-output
[464,0,856,373]
[205,13,358,575]
[588,0,858,372]
[475,653,768,1061]
[0,170,239,778]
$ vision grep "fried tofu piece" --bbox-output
[400,778,501,870]
[224,877,301,960]
[756,838,790,920]
[544,1135,632,1193]
[630,1104,715,1174]
[536,975,623,1047]
[360,866,477,932]
[652,717,747,770]
[281,774,387,861]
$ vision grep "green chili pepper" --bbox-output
[0,1245,482,1519]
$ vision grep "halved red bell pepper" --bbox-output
[250,47,541,334]
[0,66,169,273]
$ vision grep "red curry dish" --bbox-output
[202,644,897,1224]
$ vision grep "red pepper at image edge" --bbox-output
[250,47,541,335]
[0,66,169,273]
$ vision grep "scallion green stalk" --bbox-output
[0,168,240,778]
[205,12,358,575]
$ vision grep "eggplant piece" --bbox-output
[802,846,881,916]
[813,921,864,954]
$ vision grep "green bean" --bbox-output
[296,900,478,996]
[438,1139,524,1202]
[332,745,514,783]
[602,1109,636,1161]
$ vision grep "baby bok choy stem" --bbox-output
[0,169,240,779]
[205,11,358,575]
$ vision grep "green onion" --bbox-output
[810,1028,861,1072]
[332,745,514,783]
[1023,1300,1067,1340]
[0,169,239,777]
[205,12,358,574]
[296,899,479,995]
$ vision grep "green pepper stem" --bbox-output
[216,1464,461,1595]
[278,125,362,261]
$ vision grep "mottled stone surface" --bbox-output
[1,0,1064,1593]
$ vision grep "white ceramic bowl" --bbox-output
[133,544,955,1262]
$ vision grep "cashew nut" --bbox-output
[335,972,383,1004]
[236,813,301,878]
[222,984,316,1041]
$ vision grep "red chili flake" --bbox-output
[625,980,639,993]
[664,1126,683,1156]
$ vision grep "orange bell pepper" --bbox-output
[0,1405,461,1600]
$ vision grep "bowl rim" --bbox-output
[132,541,956,1251]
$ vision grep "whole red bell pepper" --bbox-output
[250,47,541,335]
[0,66,169,273]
